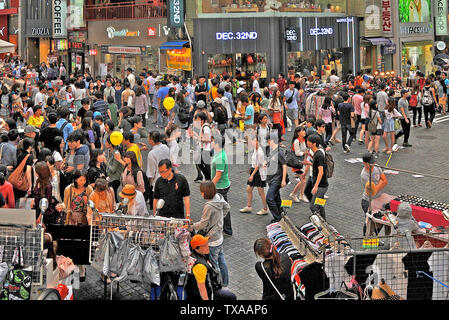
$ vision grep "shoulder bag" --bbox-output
[259,261,285,300]
[8,154,31,191]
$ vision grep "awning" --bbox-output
[364,38,392,46]
[159,41,189,50]
[0,39,15,54]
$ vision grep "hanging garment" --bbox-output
[402,252,433,300]
[428,251,449,300]
[372,253,408,299]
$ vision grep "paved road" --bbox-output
[76,111,449,300]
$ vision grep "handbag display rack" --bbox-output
[90,213,189,299]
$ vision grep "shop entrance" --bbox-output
[102,53,157,78]
[207,52,267,82]
[287,48,345,81]
[401,42,433,78]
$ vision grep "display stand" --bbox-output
[91,213,190,300]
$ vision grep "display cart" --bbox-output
[25,72,39,97]
[90,212,190,300]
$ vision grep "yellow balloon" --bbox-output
[110,131,123,146]
[163,97,175,111]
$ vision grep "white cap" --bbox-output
[237,88,245,94]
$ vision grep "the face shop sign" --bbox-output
[32,27,51,36]
[400,25,431,35]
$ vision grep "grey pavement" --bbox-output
[75,112,449,300]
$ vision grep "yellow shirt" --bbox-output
[127,143,142,168]
[192,263,207,283]
[27,115,44,128]
[210,87,218,101]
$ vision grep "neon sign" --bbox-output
[309,27,334,36]
[216,31,258,40]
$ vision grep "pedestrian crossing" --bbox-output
[407,111,449,124]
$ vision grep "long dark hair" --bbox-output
[291,126,305,148]
[124,151,140,184]
[35,161,52,198]
[321,96,332,110]
[253,238,283,278]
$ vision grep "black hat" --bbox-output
[362,152,375,164]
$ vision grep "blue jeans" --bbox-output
[209,244,229,287]
[157,108,168,127]
[266,181,282,221]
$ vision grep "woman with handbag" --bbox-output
[63,170,93,227]
[87,178,115,226]
[253,237,293,300]
[10,138,34,208]
[189,181,231,289]
[33,161,57,225]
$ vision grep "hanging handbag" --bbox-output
[259,261,285,300]
[8,154,31,191]
[142,247,160,287]
[0,246,33,300]
[159,236,185,273]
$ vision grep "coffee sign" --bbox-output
[52,0,67,38]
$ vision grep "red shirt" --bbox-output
[277,78,287,92]
[0,181,15,208]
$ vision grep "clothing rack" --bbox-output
[91,213,190,300]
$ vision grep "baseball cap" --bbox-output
[362,152,375,164]
[237,88,245,95]
[239,81,246,86]
[24,125,39,133]
[400,89,408,95]
[214,98,222,104]
[190,234,209,250]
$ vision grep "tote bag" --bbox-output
[8,154,30,191]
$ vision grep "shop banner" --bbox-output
[381,0,393,36]
[167,0,184,28]
[166,48,191,71]
[52,0,67,38]
[435,0,448,36]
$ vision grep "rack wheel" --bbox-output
[36,288,61,300]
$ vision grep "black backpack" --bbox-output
[177,102,190,124]
[132,169,152,202]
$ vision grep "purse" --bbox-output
[260,261,285,300]
[8,154,31,191]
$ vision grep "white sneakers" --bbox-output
[300,194,310,203]
[392,144,399,152]
[240,206,252,213]
[289,193,300,203]
[256,209,268,215]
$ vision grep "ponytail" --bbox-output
[253,238,283,278]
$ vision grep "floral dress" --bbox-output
[67,189,88,226]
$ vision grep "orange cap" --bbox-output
[190,234,209,249]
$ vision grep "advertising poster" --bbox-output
[398,0,431,23]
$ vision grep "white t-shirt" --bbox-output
[35,92,46,108]
[201,124,211,151]
[251,147,266,181]
[372,253,408,299]
[52,150,63,163]
[129,190,148,216]
[252,79,261,94]
[428,251,449,300]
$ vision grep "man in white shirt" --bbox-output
[34,84,47,112]
[126,67,136,88]
[146,72,157,106]
[252,73,261,94]
[328,70,340,85]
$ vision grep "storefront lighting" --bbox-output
[380,72,385,77]
[374,71,379,75]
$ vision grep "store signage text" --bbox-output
[435,0,448,36]
[381,0,392,34]
[0,26,5,37]
[148,27,156,37]
[309,27,333,36]
[106,27,140,39]
[107,46,143,54]
[89,50,97,56]
[284,28,298,41]
[52,0,67,38]
[400,25,431,35]
[336,17,353,23]
[216,32,258,40]
[168,0,184,28]
[69,42,83,49]
[31,27,50,36]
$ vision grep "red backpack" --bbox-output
[409,93,418,107]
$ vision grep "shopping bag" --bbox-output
[239,120,244,132]
[158,236,185,273]
[394,119,401,130]
[92,231,110,276]
[109,236,129,276]
[142,247,160,287]
[116,242,144,282]
[0,246,32,300]
[18,197,33,210]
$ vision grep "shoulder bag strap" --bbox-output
[260,261,285,300]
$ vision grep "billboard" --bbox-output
[398,0,431,23]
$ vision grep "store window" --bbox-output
[401,42,433,77]
[199,0,346,15]
[101,50,158,78]
[208,52,267,80]
[287,48,344,81]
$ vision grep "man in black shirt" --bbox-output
[314,119,330,151]
[39,112,63,152]
[77,98,90,123]
[153,159,191,219]
[304,134,328,219]
[195,76,208,104]
[337,92,355,153]
[264,133,288,223]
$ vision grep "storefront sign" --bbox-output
[435,0,448,36]
[284,28,299,42]
[436,41,446,51]
[399,24,432,35]
[89,49,97,56]
[168,0,184,28]
[309,27,334,36]
[55,39,68,50]
[69,42,83,49]
[52,0,67,38]
[381,0,392,36]
[148,27,156,37]
[31,27,50,36]
[101,45,147,55]
[106,27,140,39]
[382,42,396,55]
[166,48,192,71]
[215,31,258,40]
